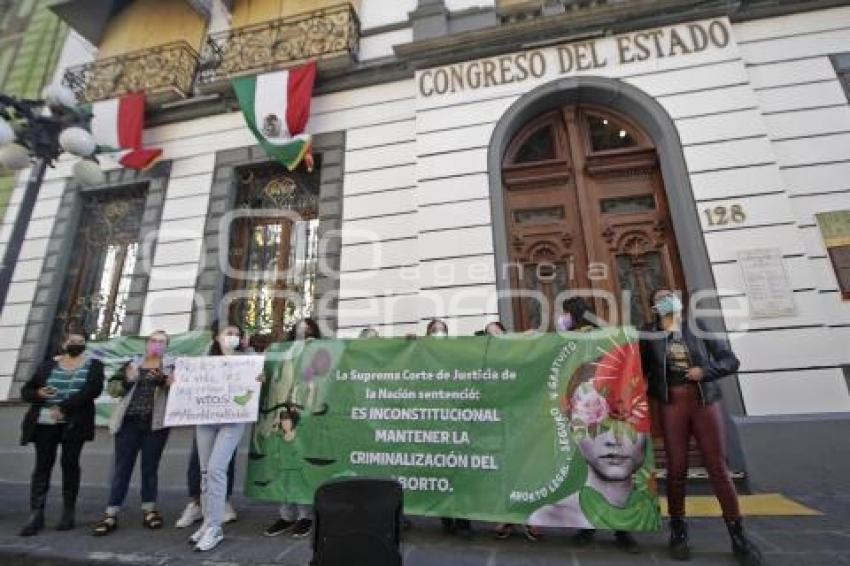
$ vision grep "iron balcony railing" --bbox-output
[197,3,360,88]
[62,40,199,104]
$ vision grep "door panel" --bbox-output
[502,105,686,331]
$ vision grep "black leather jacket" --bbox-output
[639,319,739,406]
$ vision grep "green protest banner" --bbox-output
[246,328,661,531]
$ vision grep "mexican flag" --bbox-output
[232,62,317,171]
[91,92,162,170]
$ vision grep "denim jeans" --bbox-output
[279,503,312,521]
[196,423,246,529]
[188,436,236,500]
[107,415,170,514]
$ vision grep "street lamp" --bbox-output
[0,84,104,314]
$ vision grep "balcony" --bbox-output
[197,3,360,90]
[62,41,200,105]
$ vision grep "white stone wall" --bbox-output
[733,7,850,415]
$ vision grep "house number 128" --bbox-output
[703,204,746,226]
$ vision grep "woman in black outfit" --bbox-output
[640,287,761,564]
[19,323,104,536]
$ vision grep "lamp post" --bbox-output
[0,85,103,315]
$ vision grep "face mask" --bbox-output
[65,344,86,357]
[430,331,447,338]
[222,335,241,351]
[655,295,683,316]
[556,314,574,331]
[147,342,166,357]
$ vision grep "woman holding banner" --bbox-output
[640,288,762,564]
[19,322,104,536]
[527,298,643,553]
[565,297,641,553]
[92,330,174,536]
[189,322,259,552]
[488,320,543,543]
[263,318,321,539]
[427,318,474,539]
[175,324,249,531]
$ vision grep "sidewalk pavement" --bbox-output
[0,482,848,565]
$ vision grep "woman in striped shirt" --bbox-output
[19,323,104,536]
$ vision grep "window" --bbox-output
[831,53,850,102]
[513,205,565,225]
[616,250,666,328]
[51,188,147,351]
[514,125,556,163]
[600,195,656,215]
[587,114,638,152]
[225,162,321,343]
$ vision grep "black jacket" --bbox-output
[20,358,105,445]
[639,318,739,406]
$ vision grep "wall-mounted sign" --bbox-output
[737,248,796,319]
[816,210,850,248]
[418,18,732,98]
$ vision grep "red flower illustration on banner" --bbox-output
[590,341,650,434]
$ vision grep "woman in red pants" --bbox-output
[640,288,761,565]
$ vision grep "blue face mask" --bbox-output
[655,295,683,316]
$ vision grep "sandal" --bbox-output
[524,525,542,542]
[494,523,513,540]
[92,515,118,536]
[143,510,164,530]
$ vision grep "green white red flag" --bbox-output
[231,62,316,171]
[90,92,162,170]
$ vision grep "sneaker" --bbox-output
[189,523,208,545]
[290,518,313,538]
[194,526,224,552]
[175,502,203,529]
[223,502,237,524]
[264,518,294,537]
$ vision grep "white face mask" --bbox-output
[221,335,241,351]
[430,331,448,338]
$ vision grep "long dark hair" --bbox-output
[485,321,505,332]
[208,321,246,356]
[286,318,321,342]
[562,297,597,330]
[426,318,448,336]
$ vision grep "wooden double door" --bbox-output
[502,104,686,331]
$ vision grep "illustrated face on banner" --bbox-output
[528,340,654,529]
[570,381,646,481]
[565,344,650,482]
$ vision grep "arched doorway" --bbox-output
[501,104,685,330]
[488,77,745,474]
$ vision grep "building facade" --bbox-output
[1,0,849,489]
